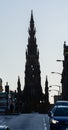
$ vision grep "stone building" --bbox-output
[62,41,68,100]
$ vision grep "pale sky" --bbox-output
[0,0,68,103]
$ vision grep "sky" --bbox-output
[0,0,68,103]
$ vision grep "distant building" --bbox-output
[62,41,68,100]
[0,92,8,113]
[0,78,3,92]
[5,82,9,94]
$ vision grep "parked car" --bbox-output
[55,100,68,106]
[48,105,68,130]
[0,125,10,130]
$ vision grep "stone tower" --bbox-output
[23,11,42,112]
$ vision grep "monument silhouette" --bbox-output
[23,11,43,112]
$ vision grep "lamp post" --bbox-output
[51,72,62,76]
[51,71,62,94]
[56,59,64,100]
[56,60,63,62]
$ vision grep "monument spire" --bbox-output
[23,11,42,112]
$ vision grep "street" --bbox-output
[0,113,50,130]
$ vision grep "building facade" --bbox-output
[62,41,68,100]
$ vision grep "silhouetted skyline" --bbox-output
[0,1,68,103]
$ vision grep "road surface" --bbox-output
[0,113,50,130]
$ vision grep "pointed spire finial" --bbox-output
[30,10,34,23]
[17,75,21,93]
[18,75,20,80]
[46,75,48,82]
[29,10,36,37]
[31,10,33,17]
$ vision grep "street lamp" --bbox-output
[51,72,62,76]
[51,71,62,86]
[56,60,63,62]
